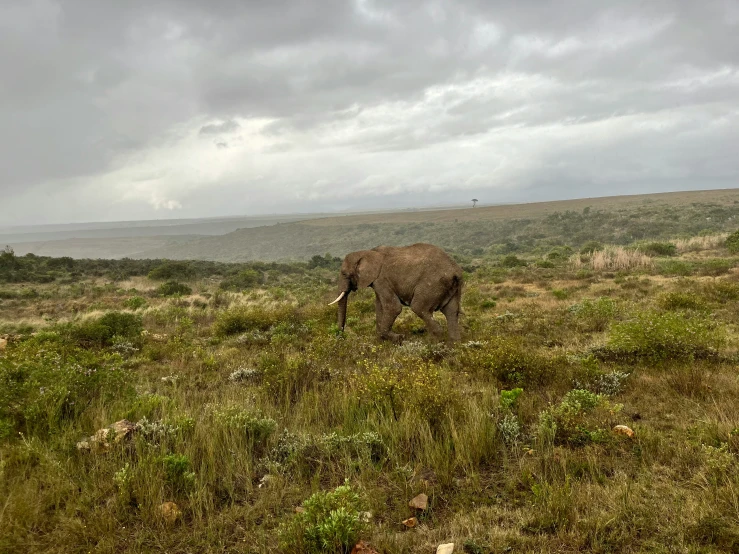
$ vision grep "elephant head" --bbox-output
[328,249,382,330]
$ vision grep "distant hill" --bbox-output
[134,189,739,262]
[6,188,739,261]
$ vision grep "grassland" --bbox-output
[2,207,739,553]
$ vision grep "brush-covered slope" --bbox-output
[135,189,739,262]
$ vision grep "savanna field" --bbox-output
[2,203,739,553]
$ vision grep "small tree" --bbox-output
[471,199,478,208]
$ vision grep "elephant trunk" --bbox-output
[337,292,349,330]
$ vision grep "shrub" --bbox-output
[641,242,677,257]
[497,413,522,444]
[354,360,460,426]
[0,334,132,437]
[213,305,296,336]
[656,260,693,276]
[219,269,264,291]
[551,289,570,300]
[499,388,523,410]
[501,255,527,268]
[725,229,739,253]
[268,430,386,475]
[580,241,603,255]
[696,259,733,277]
[123,296,147,310]
[537,389,621,447]
[658,291,705,311]
[604,311,724,364]
[157,281,192,297]
[71,311,143,348]
[161,453,196,494]
[148,262,194,281]
[212,405,277,446]
[278,482,368,554]
[568,297,618,333]
[465,338,559,387]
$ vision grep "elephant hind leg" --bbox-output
[410,297,445,340]
[441,293,461,342]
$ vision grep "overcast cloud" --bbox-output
[1,0,738,224]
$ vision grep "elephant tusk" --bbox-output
[328,291,346,306]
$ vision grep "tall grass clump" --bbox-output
[571,246,653,272]
[602,311,724,364]
[674,234,727,253]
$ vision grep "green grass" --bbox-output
[1,228,739,553]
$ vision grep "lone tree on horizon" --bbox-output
[471,199,478,208]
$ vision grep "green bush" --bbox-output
[354,360,460,426]
[213,305,296,336]
[568,297,618,332]
[278,482,367,554]
[148,262,194,281]
[499,388,523,410]
[604,311,724,364]
[501,255,527,268]
[580,241,604,255]
[71,311,143,348]
[725,229,739,253]
[0,334,132,437]
[161,453,196,494]
[157,281,192,297]
[537,389,620,447]
[123,295,147,310]
[212,405,277,446]
[696,259,734,277]
[658,291,705,311]
[219,269,264,291]
[656,260,693,276]
[467,338,559,387]
[641,242,677,257]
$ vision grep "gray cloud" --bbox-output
[0,0,737,224]
[199,120,241,135]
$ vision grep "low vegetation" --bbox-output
[1,214,739,552]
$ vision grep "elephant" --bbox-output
[328,243,463,342]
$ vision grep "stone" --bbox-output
[436,543,454,554]
[76,420,137,452]
[159,501,181,524]
[613,425,635,438]
[402,517,418,528]
[409,493,428,511]
[0,337,7,351]
[351,541,379,554]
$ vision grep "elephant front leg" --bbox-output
[375,292,402,342]
[441,293,461,342]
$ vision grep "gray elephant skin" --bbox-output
[328,243,463,342]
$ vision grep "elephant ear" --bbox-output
[356,251,382,288]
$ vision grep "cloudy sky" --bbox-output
[1,0,738,225]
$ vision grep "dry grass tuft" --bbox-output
[673,234,728,253]
[571,246,654,271]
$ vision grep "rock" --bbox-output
[159,501,182,524]
[351,541,379,554]
[409,493,428,511]
[76,420,138,452]
[258,474,275,488]
[294,506,306,513]
[613,425,635,438]
[0,337,7,351]
[436,543,454,554]
[402,517,418,528]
